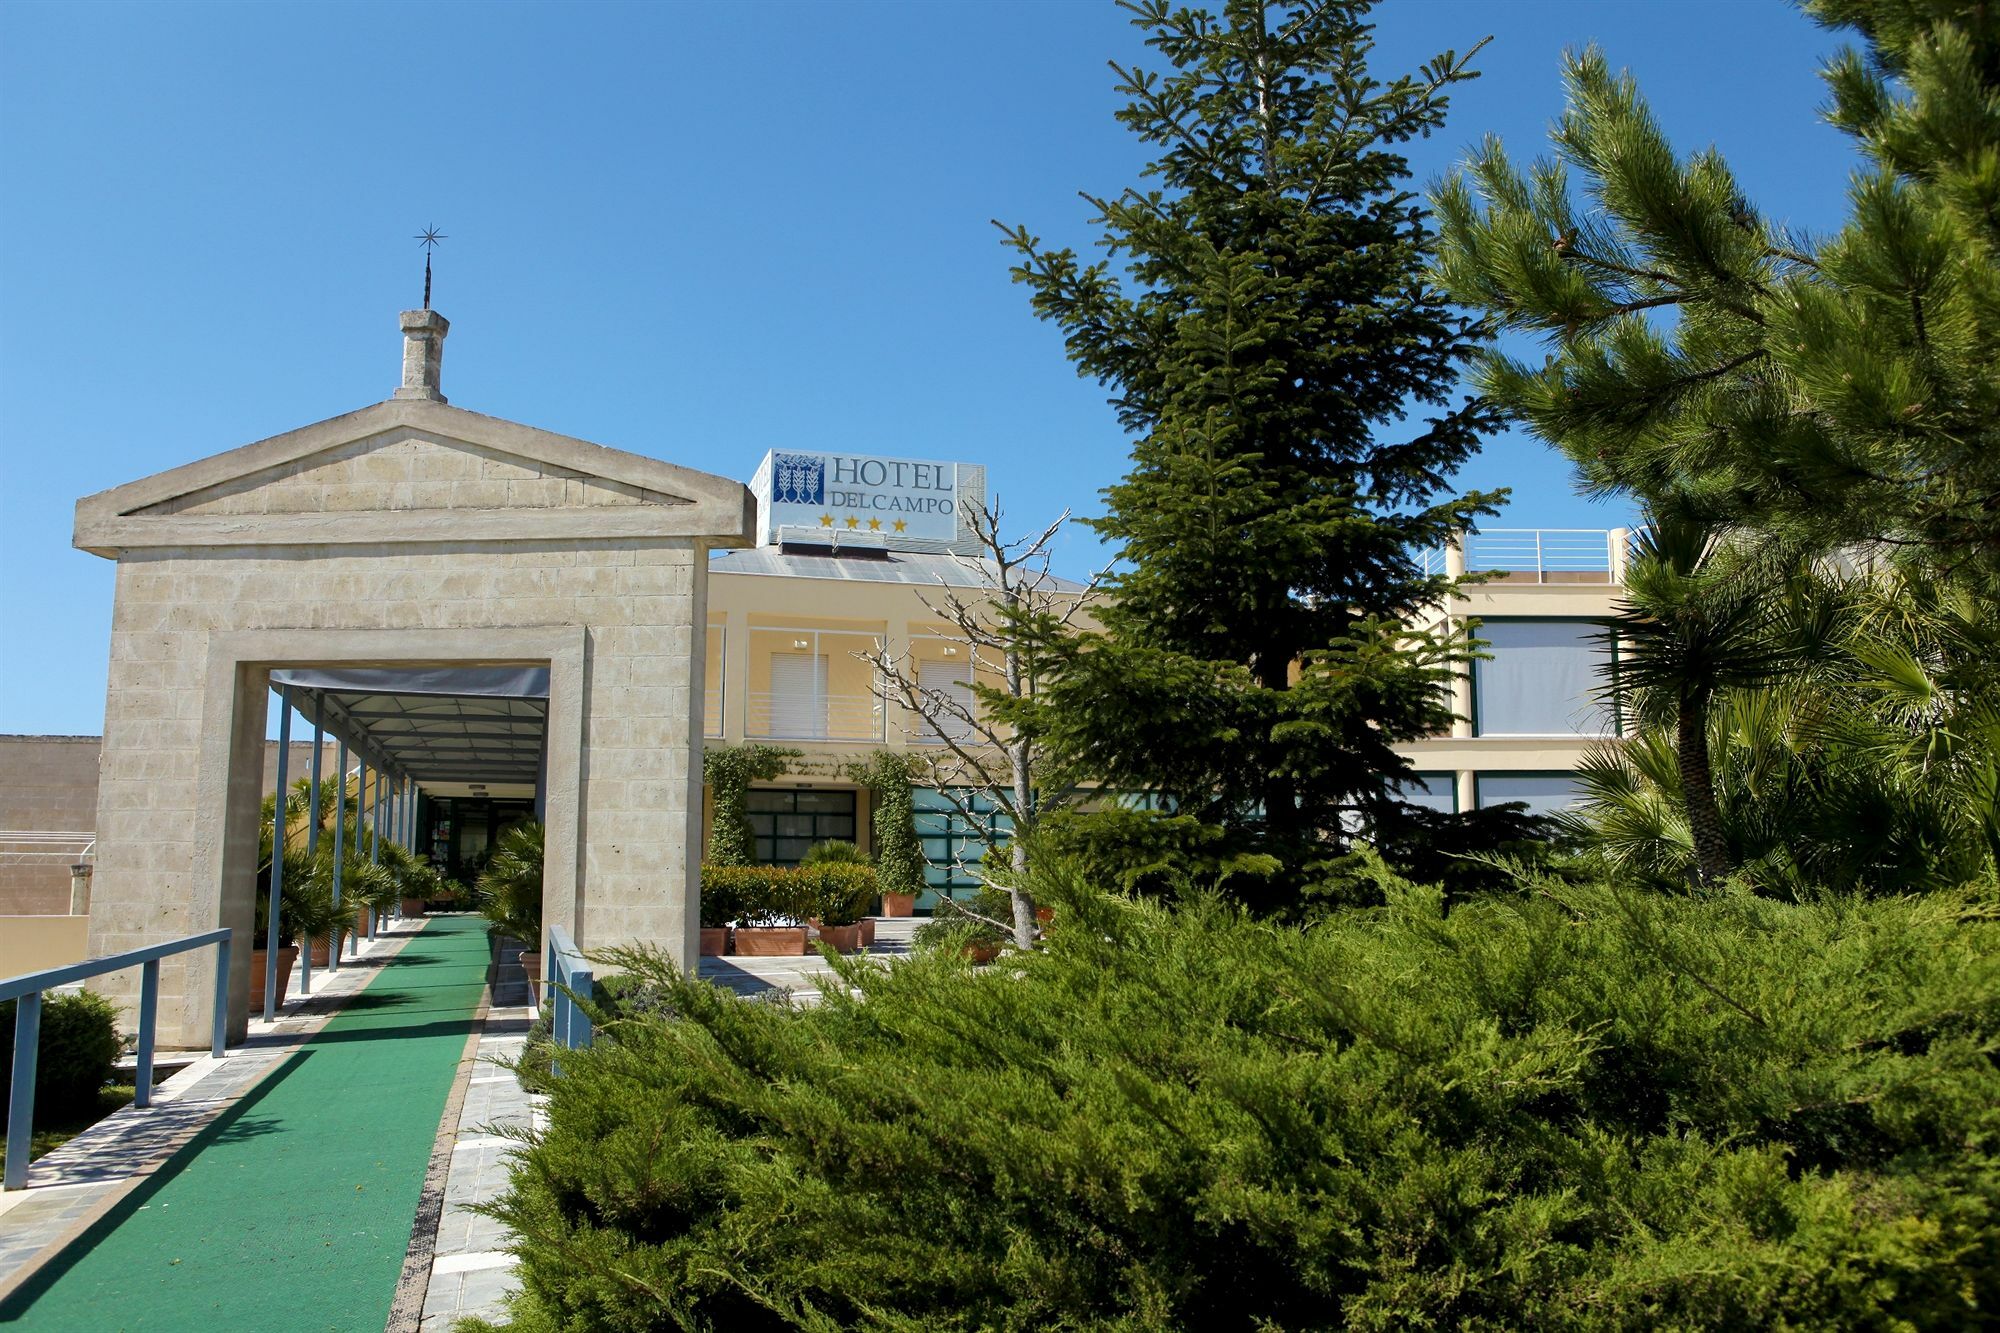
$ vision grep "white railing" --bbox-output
[745,691,885,743]
[1419,529,1629,584]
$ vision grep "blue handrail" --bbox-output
[2,927,233,1191]
[544,926,592,1075]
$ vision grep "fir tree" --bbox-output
[1432,0,2000,592]
[999,0,1505,906]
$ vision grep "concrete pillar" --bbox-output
[392,309,449,403]
[1446,536,1474,741]
[68,863,93,916]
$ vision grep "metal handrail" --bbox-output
[544,926,593,1075]
[3,927,232,1190]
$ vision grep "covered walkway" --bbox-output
[0,915,492,1330]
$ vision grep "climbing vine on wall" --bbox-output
[848,750,927,899]
[703,744,796,866]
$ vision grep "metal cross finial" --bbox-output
[415,226,446,309]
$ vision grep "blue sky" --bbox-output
[1,0,1860,735]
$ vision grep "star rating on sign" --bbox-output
[893,519,906,532]
[819,514,834,527]
[845,516,860,529]
[867,518,882,531]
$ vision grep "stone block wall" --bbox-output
[91,537,701,1044]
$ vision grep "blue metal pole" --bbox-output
[306,697,323,857]
[263,690,292,1022]
[5,993,42,1190]
[134,959,159,1110]
[211,932,231,1058]
[371,772,382,865]
[335,758,359,975]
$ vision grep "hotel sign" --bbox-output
[760,450,960,543]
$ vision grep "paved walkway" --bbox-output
[0,916,491,1331]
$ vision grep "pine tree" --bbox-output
[1431,0,2000,593]
[999,0,1504,907]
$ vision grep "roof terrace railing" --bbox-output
[544,926,593,1077]
[3,928,231,1190]
[1418,528,1634,584]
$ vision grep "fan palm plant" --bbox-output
[1596,509,1799,884]
[476,821,545,946]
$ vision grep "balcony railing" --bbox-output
[746,691,885,743]
[1420,528,1630,584]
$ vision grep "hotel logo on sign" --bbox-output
[757,450,960,544]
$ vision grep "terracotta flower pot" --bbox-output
[249,946,298,1010]
[521,952,542,987]
[816,923,863,954]
[881,892,916,918]
[308,935,333,967]
[733,926,808,956]
[859,918,876,948]
[962,941,1003,965]
[699,927,728,956]
[355,907,374,938]
[401,897,427,918]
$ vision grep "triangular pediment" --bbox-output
[75,399,754,555]
[134,432,691,518]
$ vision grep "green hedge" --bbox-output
[700,863,878,928]
[477,867,2000,1330]
[0,990,121,1130]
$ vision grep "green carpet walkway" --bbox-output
[0,915,493,1332]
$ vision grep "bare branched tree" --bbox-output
[866,494,1099,950]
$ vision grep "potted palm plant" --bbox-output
[284,852,352,969]
[477,821,545,985]
[248,875,298,1011]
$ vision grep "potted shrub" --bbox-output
[801,841,877,948]
[248,882,298,1011]
[477,822,546,986]
[913,886,1013,964]
[847,753,926,916]
[732,867,809,956]
[698,866,747,956]
[806,862,876,954]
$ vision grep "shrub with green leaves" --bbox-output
[698,864,811,927]
[802,863,875,927]
[477,862,2000,1331]
[0,990,121,1129]
[477,822,546,945]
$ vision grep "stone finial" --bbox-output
[394,308,450,403]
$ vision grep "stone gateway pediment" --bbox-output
[74,399,755,555]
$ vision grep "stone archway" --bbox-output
[73,311,754,1044]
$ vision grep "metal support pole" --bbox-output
[307,697,324,856]
[371,773,382,865]
[134,959,159,1110]
[263,691,292,1022]
[211,932,232,1058]
[5,993,42,1190]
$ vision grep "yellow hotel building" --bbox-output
[703,449,1632,904]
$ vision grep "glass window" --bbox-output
[1475,773,1582,816]
[1473,620,1613,737]
[912,787,1013,896]
[1394,772,1457,813]
[747,787,858,865]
